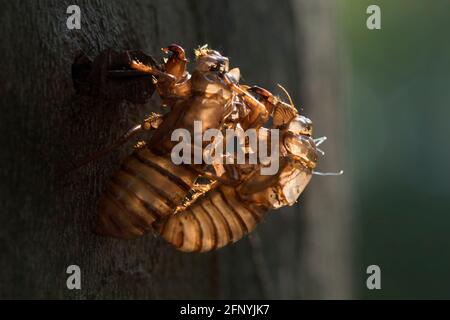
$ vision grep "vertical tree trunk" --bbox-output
[293,0,353,299]
[0,0,352,299]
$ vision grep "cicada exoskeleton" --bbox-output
[76,44,330,252]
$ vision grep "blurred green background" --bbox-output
[341,0,450,299]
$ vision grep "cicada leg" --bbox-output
[73,113,164,170]
[221,74,270,130]
[161,44,188,81]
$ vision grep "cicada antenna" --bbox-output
[313,170,344,176]
[276,84,296,110]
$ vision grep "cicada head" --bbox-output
[271,84,318,170]
[194,45,229,73]
[282,115,318,170]
[285,114,313,137]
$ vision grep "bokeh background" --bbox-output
[1,0,449,299]
[341,0,450,299]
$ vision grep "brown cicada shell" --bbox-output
[77,44,320,252]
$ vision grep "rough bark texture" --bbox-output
[0,0,351,299]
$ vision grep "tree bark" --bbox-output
[293,0,353,299]
[0,0,352,299]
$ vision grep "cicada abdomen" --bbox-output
[96,147,198,239]
[155,185,266,252]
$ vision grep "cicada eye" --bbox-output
[299,116,313,136]
[286,115,313,136]
[284,134,318,168]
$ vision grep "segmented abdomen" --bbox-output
[97,147,269,251]
[155,185,266,252]
[96,147,198,239]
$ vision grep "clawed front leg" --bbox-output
[161,44,188,81]
[128,44,188,83]
[130,44,192,101]
[73,45,192,103]
[129,59,176,83]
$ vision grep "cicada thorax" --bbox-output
[146,69,238,157]
[96,146,198,239]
